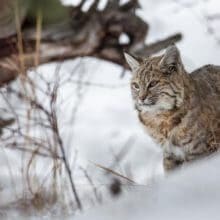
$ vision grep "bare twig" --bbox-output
[91,162,136,184]
[80,166,102,203]
[49,76,82,210]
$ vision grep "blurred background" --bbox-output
[0,0,220,218]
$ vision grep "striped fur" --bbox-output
[125,46,220,171]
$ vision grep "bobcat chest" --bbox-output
[139,110,194,160]
[139,110,188,155]
[139,112,175,144]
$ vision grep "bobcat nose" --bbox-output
[139,94,147,102]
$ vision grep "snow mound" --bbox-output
[74,154,220,220]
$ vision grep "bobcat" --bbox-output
[124,45,220,171]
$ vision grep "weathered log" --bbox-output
[0,0,182,86]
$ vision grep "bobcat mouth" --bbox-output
[143,100,156,106]
[144,102,155,106]
[136,102,155,110]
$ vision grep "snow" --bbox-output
[139,0,220,69]
[73,154,220,220]
[1,0,220,218]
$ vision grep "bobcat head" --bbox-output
[124,45,187,113]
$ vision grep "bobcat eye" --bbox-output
[149,81,158,88]
[168,64,177,73]
[132,82,140,91]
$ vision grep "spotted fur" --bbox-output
[125,45,220,171]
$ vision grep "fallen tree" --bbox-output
[0,0,182,86]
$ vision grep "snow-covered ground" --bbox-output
[139,0,220,69]
[73,154,220,220]
[0,0,220,218]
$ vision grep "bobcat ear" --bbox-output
[124,52,141,72]
[160,45,181,67]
